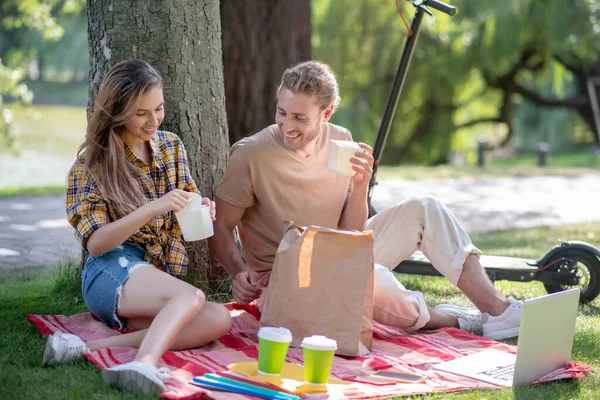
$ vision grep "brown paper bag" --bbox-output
[260,224,374,357]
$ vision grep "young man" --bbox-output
[209,61,522,340]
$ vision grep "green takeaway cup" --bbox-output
[257,327,293,375]
[301,335,338,385]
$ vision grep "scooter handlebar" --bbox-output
[425,0,457,16]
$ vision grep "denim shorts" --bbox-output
[81,242,153,330]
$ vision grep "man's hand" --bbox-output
[350,143,374,192]
[232,270,263,305]
[337,142,373,232]
[256,271,271,287]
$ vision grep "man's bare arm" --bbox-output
[338,142,373,231]
[208,197,263,304]
[208,197,248,278]
[338,182,368,231]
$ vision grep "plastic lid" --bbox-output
[258,327,293,343]
[301,335,338,351]
[330,139,360,149]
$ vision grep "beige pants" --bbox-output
[363,195,482,330]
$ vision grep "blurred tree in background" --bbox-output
[86,0,230,288]
[0,0,85,150]
[221,0,311,145]
[314,0,600,165]
[2,0,600,165]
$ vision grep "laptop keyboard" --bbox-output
[478,364,515,381]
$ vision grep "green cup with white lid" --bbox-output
[257,327,292,375]
[301,335,338,385]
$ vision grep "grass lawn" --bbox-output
[377,163,600,181]
[4,105,86,158]
[0,223,598,399]
[0,184,66,197]
[377,147,600,180]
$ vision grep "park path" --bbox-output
[1,172,599,269]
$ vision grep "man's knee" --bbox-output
[396,195,443,215]
[372,265,429,329]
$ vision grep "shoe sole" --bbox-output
[484,327,520,341]
[102,367,165,396]
[42,335,56,367]
[102,367,119,385]
[434,305,480,315]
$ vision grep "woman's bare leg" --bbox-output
[85,302,231,352]
[84,266,231,365]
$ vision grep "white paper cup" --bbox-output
[328,140,366,176]
[175,193,214,241]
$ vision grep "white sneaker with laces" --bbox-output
[102,361,171,396]
[482,297,524,340]
[434,303,481,316]
[42,332,90,366]
[454,312,487,336]
[434,303,486,335]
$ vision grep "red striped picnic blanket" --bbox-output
[28,303,592,399]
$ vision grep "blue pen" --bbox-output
[203,374,300,400]
[192,376,296,400]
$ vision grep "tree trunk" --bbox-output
[221,0,311,144]
[86,0,230,292]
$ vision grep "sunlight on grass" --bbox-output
[52,258,83,299]
[392,222,600,399]
[0,184,65,197]
[5,105,86,158]
[378,161,600,181]
[0,222,598,399]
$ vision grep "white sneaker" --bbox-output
[102,361,171,396]
[482,297,524,340]
[434,303,481,316]
[434,303,486,335]
[455,312,487,336]
[42,332,90,366]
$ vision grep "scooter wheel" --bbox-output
[543,249,600,303]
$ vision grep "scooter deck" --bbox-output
[401,251,539,271]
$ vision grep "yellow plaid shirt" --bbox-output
[66,131,200,276]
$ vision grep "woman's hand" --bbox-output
[148,189,192,216]
[202,197,217,221]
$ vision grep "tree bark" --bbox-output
[221,0,311,144]
[86,0,230,290]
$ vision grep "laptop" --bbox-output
[433,288,580,387]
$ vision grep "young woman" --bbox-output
[43,59,231,396]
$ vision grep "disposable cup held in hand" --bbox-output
[257,327,292,375]
[301,335,338,385]
[175,193,214,241]
[328,140,366,176]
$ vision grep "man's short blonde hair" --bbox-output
[278,61,341,111]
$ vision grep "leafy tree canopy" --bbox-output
[0,0,85,150]
[314,0,600,164]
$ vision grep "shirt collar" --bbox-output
[148,136,160,167]
[123,136,161,168]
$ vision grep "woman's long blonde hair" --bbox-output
[77,59,162,218]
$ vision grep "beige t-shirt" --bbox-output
[217,122,353,272]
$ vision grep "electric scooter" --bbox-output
[367,0,600,303]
